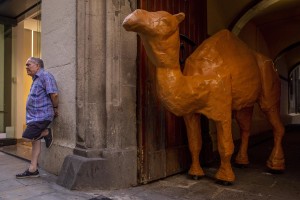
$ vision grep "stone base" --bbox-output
[39,143,74,175]
[57,149,137,190]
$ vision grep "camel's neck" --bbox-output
[156,67,192,115]
[155,66,211,116]
[141,30,181,68]
[156,66,183,89]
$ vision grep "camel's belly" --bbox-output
[230,70,262,110]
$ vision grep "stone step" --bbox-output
[0,138,17,147]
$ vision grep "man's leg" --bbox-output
[16,136,41,178]
[16,121,51,178]
[29,128,52,171]
[41,128,53,148]
[34,128,49,140]
[29,139,41,172]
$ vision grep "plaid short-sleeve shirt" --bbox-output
[26,68,58,124]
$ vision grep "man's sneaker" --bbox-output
[16,169,39,179]
[44,128,53,148]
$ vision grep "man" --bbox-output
[16,57,59,178]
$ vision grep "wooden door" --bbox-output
[137,0,208,184]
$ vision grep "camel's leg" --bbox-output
[234,107,254,166]
[215,119,235,183]
[262,103,285,171]
[183,113,204,178]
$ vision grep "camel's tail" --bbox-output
[256,53,281,111]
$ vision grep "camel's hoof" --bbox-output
[266,159,285,171]
[188,174,204,180]
[266,168,284,174]
[234,163,248,169]
[215,180,233,186]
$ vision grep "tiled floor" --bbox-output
[0,143,31,161]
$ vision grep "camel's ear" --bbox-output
[174,13,185,23]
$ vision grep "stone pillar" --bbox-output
[57,0,138,190]
[74,0,107,158]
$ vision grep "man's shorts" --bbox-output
[22,121,52,140]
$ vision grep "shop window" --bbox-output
[0,24,12,134]
[0,6,41,139]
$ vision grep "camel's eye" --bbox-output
[152,17,169,28]
[160,18,170,26]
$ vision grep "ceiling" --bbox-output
[249,0,300,74]
[218,0,300,76]
[0,0,40,25]
[0,0,299,75]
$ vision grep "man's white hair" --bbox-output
[28,57,44,68]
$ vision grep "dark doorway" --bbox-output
[137,0,208,184]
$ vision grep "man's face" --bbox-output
[25,60,40,77]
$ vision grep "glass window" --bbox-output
[0,24,12,134]
[0,9,41,138]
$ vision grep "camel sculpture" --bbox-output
[123,9,285,184]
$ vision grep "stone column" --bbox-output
[74,0,107,158]
[57,0,138,190]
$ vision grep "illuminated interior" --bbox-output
[0,11,41,140]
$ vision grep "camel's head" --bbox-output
[123,9,185,67]
[123,9,185,37]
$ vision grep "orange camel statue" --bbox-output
[123,9,285,184]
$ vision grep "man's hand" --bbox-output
[54,107,59,118]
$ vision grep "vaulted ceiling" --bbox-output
[234,0,300,75]
[208,0,300,77]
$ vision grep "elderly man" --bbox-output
[16,57,59,178]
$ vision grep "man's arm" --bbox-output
[50,93,59,117]
[50,93,59,107]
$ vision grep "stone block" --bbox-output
[0,138,17,147]
[57,149,137,190]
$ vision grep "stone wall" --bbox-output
[39,0,77,175]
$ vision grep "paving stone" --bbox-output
[0,179,25,192]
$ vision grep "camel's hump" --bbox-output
[183,29,265,110]
[184,29,256,76]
